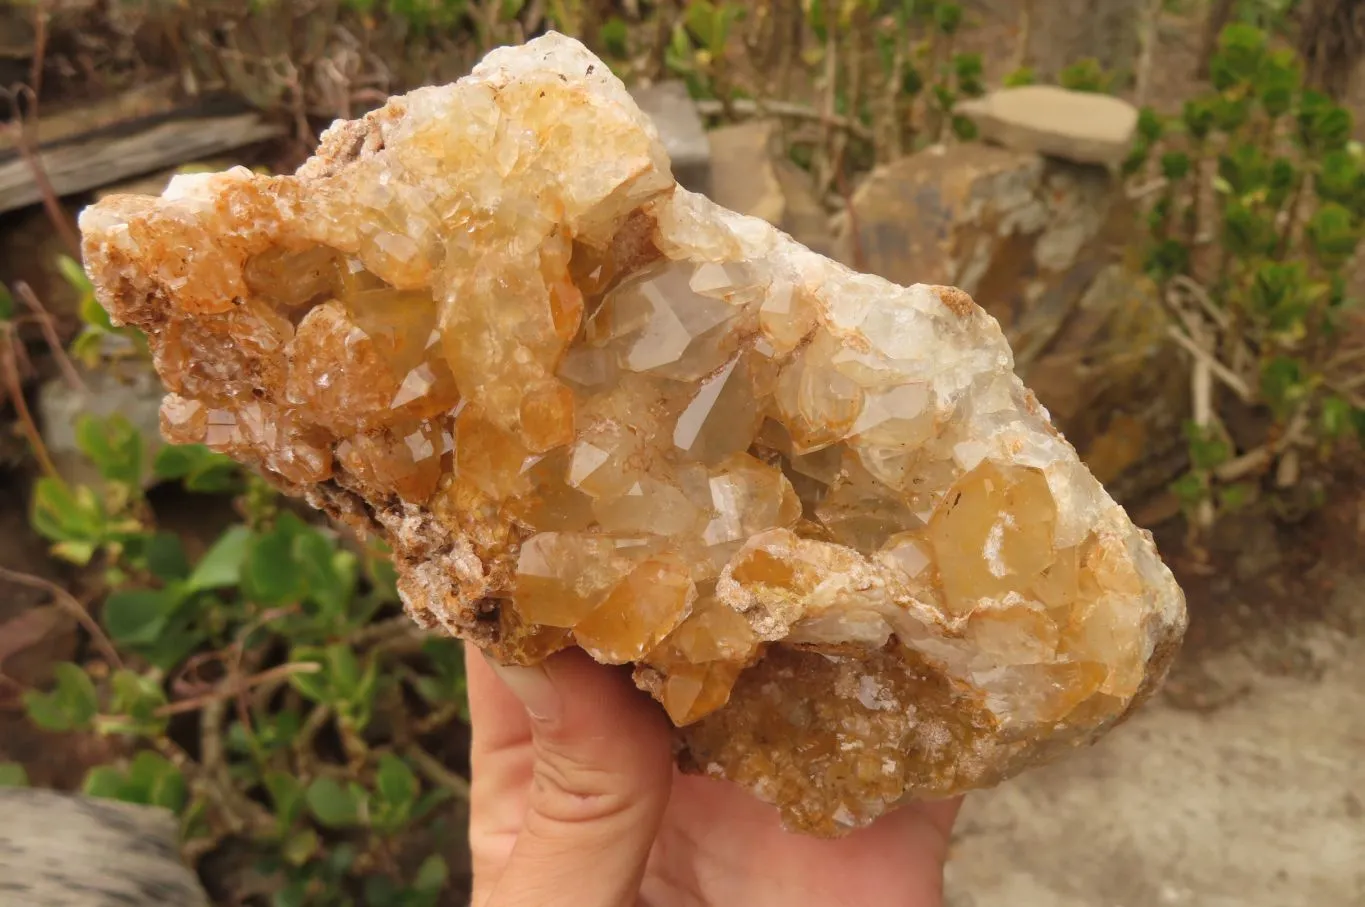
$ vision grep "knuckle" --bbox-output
[527,748,639,827]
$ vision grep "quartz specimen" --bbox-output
[79,33,1187,838]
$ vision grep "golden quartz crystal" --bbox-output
[79,34,1186,836]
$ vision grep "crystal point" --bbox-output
[81,33,1186,839]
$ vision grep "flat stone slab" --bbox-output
[630,81,712,196]
[956,86,1138,168]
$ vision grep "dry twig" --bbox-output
[155,662,320,718]
[1165,326,1254,403]
[0,567,122,670]
[692,98,875,143]
[406,743,471,800]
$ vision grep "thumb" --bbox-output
[483,649,674,907]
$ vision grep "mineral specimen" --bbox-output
[79,33,1187,837]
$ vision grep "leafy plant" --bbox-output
[666,1,745,100]
[1057,57,1113,94]
[61,254,147,367]
[1127,22,1365,530]
[23,416,470,905]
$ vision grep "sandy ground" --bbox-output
[944,571,1365,907]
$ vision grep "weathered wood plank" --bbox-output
[0,787,208,907]
[0,78,184,156]
[0,110,284,214]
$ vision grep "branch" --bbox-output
[693,97,875,142]
[1213,408,1310,483]
[0,566,122,669]
[0,333,60,479]
[1170,275,1231,330]
[1166,326,1255,403]
[154,662,320,717]
[406,743,471,801]
[15,281,85,392]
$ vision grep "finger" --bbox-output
[484,649,674,907]
[465,643,537,896]
[466,641,534,755]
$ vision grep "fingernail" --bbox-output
[483,653,561,723]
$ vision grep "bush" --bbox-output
[25,415,470,906]
[1127,23,1365,528]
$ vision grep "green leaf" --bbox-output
[1307,202,1359,265]
[0,284,13,322]
[1253,48,1300,118]
[1216,482,1255,513]
[1058,57,1110,94]
[30,478,107,563]
[243,517,307,604]
[56,254,93,297]
[271,880,308,907]
[153,443,240,493]
[103,588,180,646]
[1260,356,1305,416]
[23,662,98,731]
[141,532,190,581]
[1211,23,1266,90]
[414,855,448,893]
[1143,238,1190,282]
[375,754,418,814]
[1210,94,1251,132]
[74,414,144,490]
[1002,66,1035,88]
[900,64,923,97]
[187,525,253,592]
[416,638,468,718]
[82,765,127,800]
[950,115,978,141]
[0,763,28,787]
[1182,98,1215,141]
[1137,107,1164,143]
[1170,472,1207,507]
[306,777,369,828]
[295,528,356,617]
[1183,421,1231,471]
[802,0,828,41]
[1321,395,1353,438]
[933,1,961,34]
[599,15,628,57]
[410,787,453,823]
[1248,262,1311,332]
[107,669,169,736]
[1160,151,1191,181]
[327,842,359,875]
[1221,200,1278,259]
[265,771,307,829]
[1299,91,1353,152]
[281,827,319,867]
[287,647,333,704]
[362,875,403,907]
[126,751,186,810]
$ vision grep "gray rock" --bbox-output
[0,788,209,907]
[707,120,833,255]
[631,81,712,196]
[955,85,1139,167]
[833,143,1185,499]
[37,356,165,490]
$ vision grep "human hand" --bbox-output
[466,644,961,907]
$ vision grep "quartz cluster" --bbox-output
[79,34,1186,836]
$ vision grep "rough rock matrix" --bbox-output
[79,34,1186,837]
